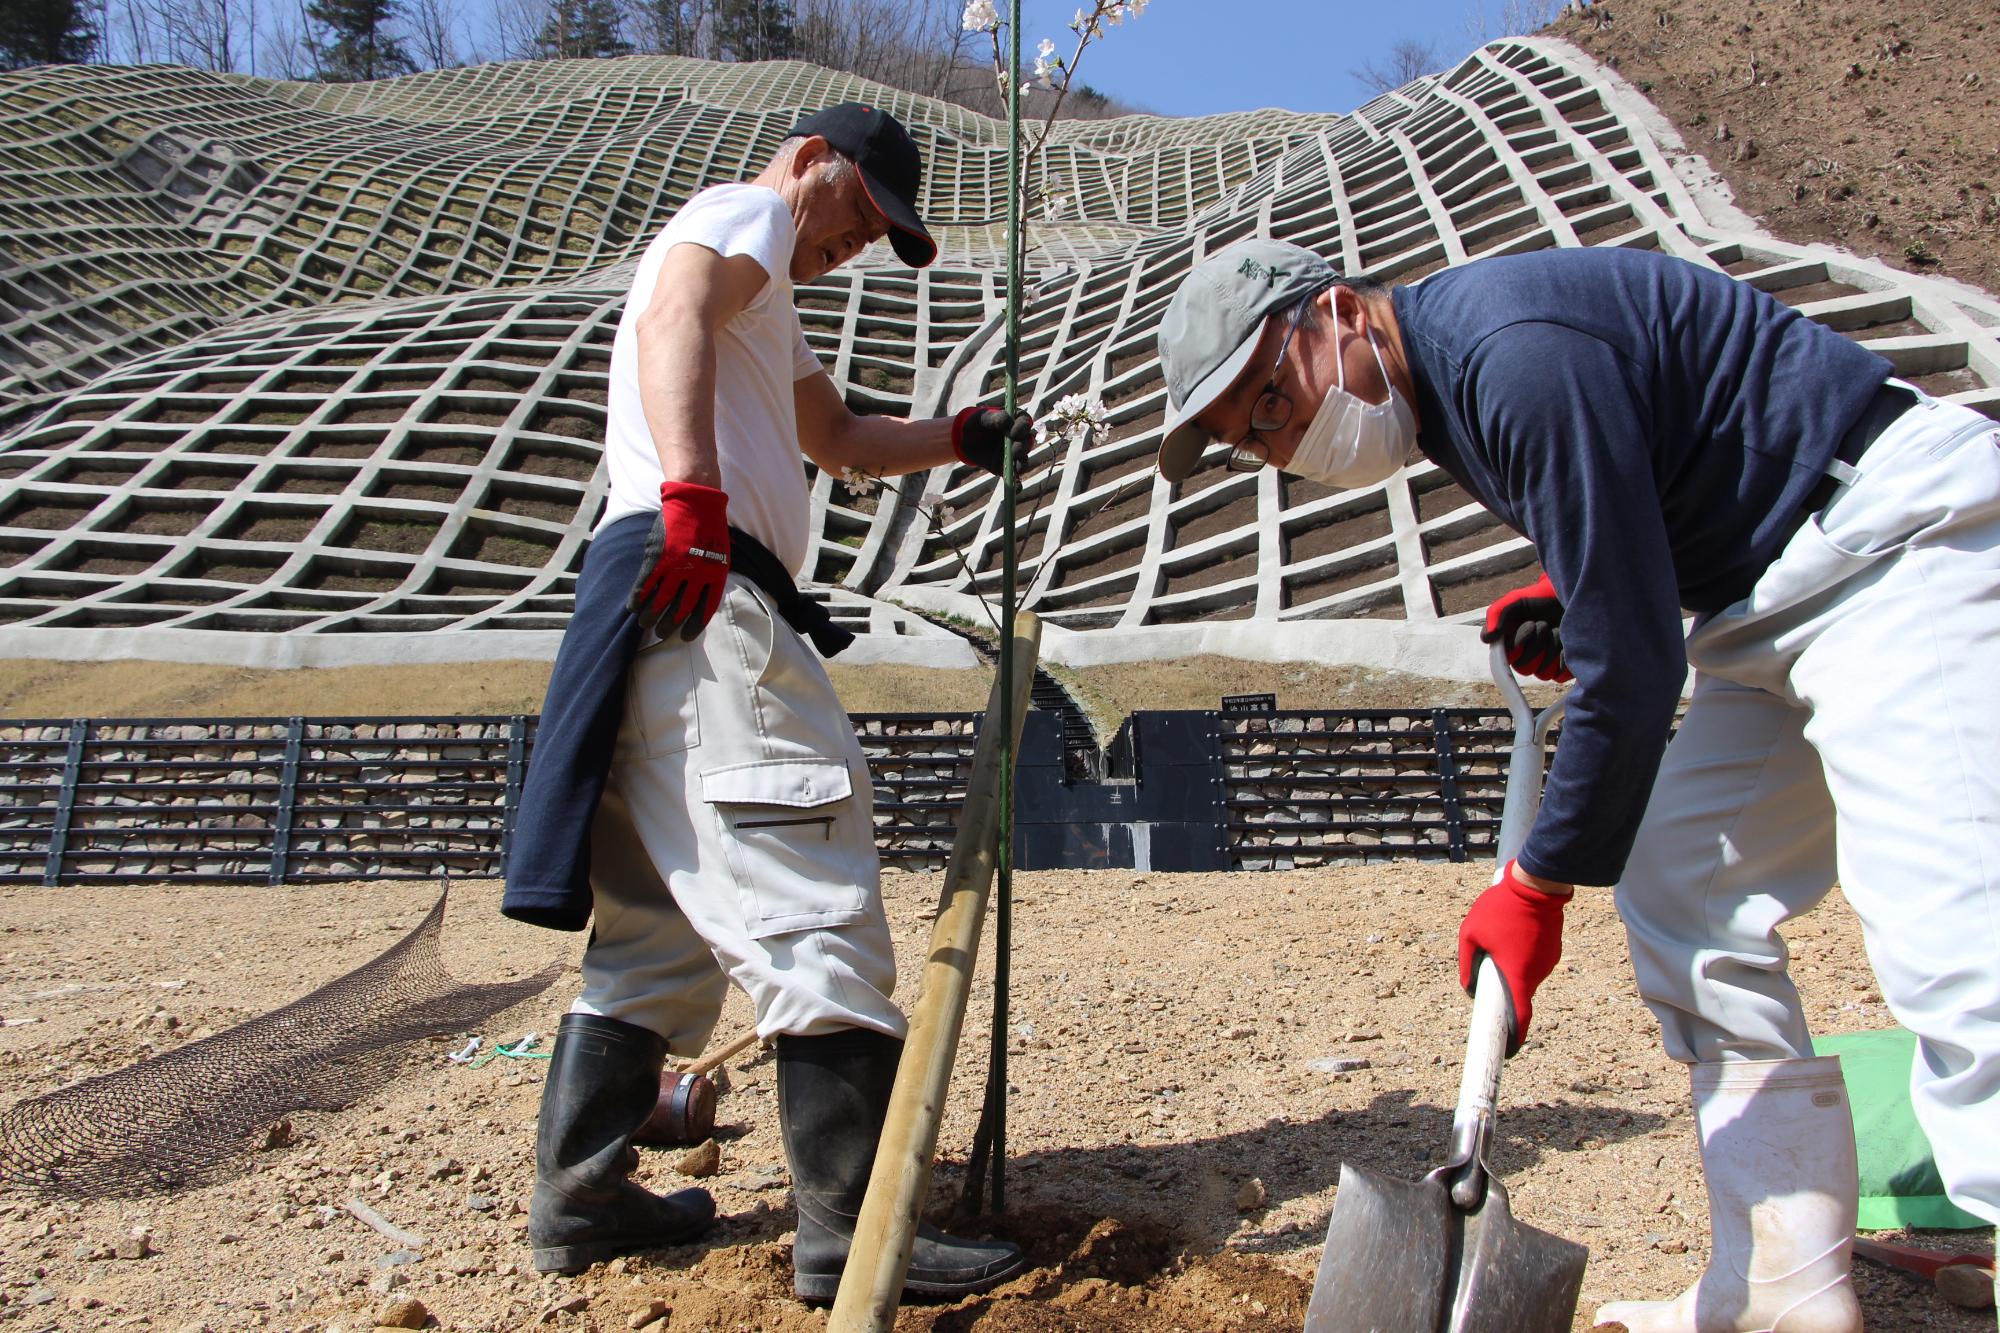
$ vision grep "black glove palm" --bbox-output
[1481,571,1571,682]
[951,406,1036,476]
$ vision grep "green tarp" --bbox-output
[1819,1029,1984,1231]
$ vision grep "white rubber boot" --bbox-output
[1595,1057,1862,1333]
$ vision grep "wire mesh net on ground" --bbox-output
[0,890,559,1199]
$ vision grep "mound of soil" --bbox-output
[1554,0,2000,295]
[0,872,1985,1331]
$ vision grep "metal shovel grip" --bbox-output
[1447,645,1569,1206]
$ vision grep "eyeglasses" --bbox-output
[1223,299,1309,472]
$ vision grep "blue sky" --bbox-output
[1007,0,1541,117]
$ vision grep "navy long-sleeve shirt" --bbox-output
[1391,248,1892,886]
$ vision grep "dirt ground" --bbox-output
[1553,0,2000,296]
[0,657,1543,728]
[0,870,1986,1332]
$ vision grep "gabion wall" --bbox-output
[2,43,1997,648]
[1,712,989,882]
[2,707,1555,882]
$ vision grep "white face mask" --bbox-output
[1283,327,1418,488]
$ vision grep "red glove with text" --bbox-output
[951,406,1036,476]
[628,481,730,641]
[1481,571,1571,682]
[1457,860,1569,1056]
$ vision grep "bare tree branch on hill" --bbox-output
[792,0,968,99]
[77,0,1147,111]
[1463,0,1563,44]
[1351,35,1445,96]
[491,0,543,60]
[100,0,253,69]
[405,0,465,68]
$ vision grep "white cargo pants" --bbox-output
[571,575,906,1055]
[1615,387,2000,1225]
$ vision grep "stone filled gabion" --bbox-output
[1221,710,1532,869]
[0,713,983,881]
[0,717,526,881]
[2,706,1563,879]
[2,45,1993,648]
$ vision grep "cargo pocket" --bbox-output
[702,757,873,937]
[621,633,701,759]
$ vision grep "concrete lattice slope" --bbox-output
[1,43,1995,667]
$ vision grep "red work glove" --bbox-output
[951,406,1036,476]
[1481,571,1572,682]
[1458,860,1569,1056]
[628,481,730,641]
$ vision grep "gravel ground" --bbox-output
[0,870,1986,1332]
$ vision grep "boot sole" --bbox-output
[794,1254,1029,1304]
[532,1220,716,1275]
[534,1239,630,1275]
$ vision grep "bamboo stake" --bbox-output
[825,613,1042,1333]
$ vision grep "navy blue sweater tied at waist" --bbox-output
[501,511,853,931]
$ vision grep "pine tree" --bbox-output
[0,0,97,70]
[307,0,417,80]
[534,0,630,59]
[712,0,793,61]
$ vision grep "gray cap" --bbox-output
[1155,238,1337,482]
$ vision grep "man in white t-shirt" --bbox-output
[517,103,1033,1302]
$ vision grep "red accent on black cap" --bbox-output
[785,102,936,269]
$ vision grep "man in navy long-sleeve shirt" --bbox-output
[1156,238,2000,1332]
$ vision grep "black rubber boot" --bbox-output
[529,1013,716,1274]
[777,1027,1026,1303]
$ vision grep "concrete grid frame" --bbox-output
[0,40,1996,673]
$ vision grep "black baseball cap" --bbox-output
[785,102,937,269]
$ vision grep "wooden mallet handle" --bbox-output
[682,1026,763,1078]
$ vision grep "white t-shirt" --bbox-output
[599,183,825,577]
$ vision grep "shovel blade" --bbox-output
[1305,1163,1587,1333]
[1445,1172,1587,1333]
[1306,1163,1452,1333]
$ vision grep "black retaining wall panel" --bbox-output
[1,706,1551,884]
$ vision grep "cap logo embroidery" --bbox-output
[1236,257,1290,285]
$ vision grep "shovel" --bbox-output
[1304,642,1588,1333]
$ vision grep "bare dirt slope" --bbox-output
[0,660,562,722]
[0,872,1982,1331]
[0,657,1548,726]
[1553,0,2000,296]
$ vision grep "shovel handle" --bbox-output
[1449,956,1512,1206]
[1490,642,1566,868]
[1448,646,1571,1207]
